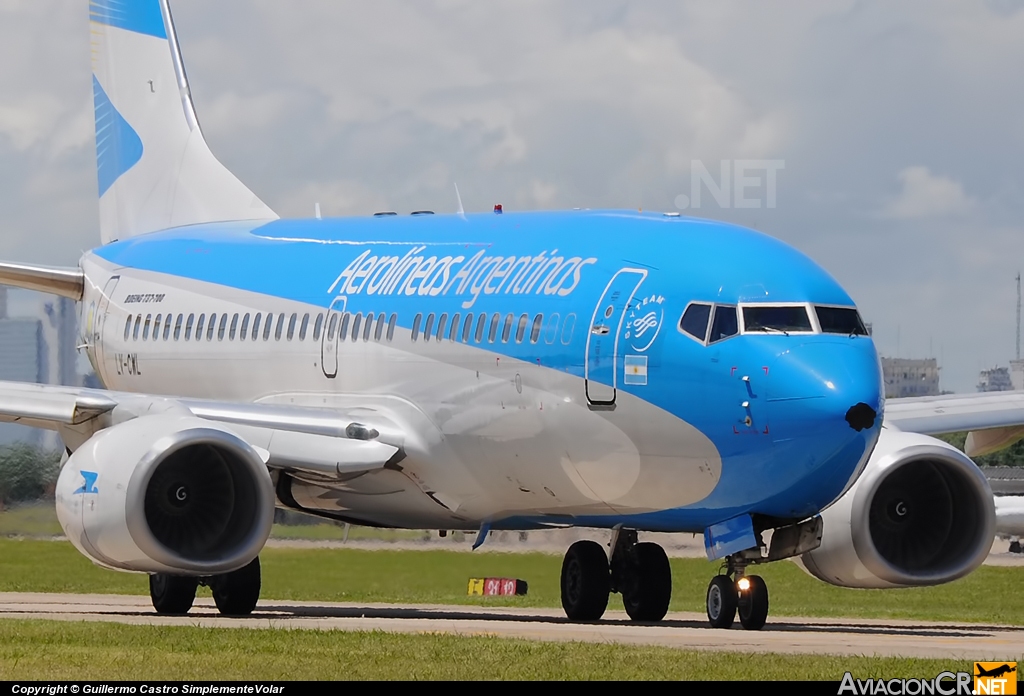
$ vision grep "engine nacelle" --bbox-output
[56,414,275,575]
[801,428,995,588]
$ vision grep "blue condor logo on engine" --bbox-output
[328,246,598,309]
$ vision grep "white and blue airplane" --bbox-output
[0,0,1019,630]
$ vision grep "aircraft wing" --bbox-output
[886,392,1024,457]
[0,380,404,477]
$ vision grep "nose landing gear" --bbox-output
[705,553,770,630]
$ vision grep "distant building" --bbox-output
[1011,360,1024,391]
[979,366,1014,392]
[881,357,940,398]
[0,298,48,446]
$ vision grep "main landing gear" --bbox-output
[705,553,769,631]
[560,529,672,622]
[149,556,262,616]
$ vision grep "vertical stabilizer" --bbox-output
[90,0,277,243]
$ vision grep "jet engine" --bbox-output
[801,428,995,588]
[55,414,275,575]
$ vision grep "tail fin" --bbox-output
[90,0,277,243]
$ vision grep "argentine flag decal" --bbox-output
[624,355,648,385]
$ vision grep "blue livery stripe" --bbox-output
[90,0,167,39]
[93,75,144,197]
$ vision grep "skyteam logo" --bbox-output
[625,295,665,353]
[74,471,99,495]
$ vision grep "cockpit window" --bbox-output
[679,303,711,342]
[816,306,868,335]
[743,305,812,334]
[709,305,738,343]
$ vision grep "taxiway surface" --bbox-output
[0,592,1020,659]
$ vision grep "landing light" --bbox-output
[737,577,751,591]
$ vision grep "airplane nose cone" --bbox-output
[765,339,882,516]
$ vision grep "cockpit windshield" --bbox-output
[742,305,812,334]
[815,306,869,335]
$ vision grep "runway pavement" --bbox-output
[0,592,1021,659]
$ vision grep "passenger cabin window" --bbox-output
[196,314,206,341]
[374,313,385,341]
[545,314,560,344]
[185,314,195,341]
[339,313,350,341]
[174,315,183,341]
[299,313,309,341]
[462,314,474,343]
[680,303,712,342]
[263,313,274,341]
[515,313,528,343]
[133,315,142,341]
[708,306,738,343]
[530,314,543,343]
[815,306,868,336]
[475,314,487,343]
[207,313,217,341]
[143,314,152,341]
[412,314,422,341]
[449,313,460,341]
[229,314,239,341]
[287,313,297,341]
[274,313,285,340]
[326,313,338,341]
[312,313,323,341]
[251,313,261,340]
[423,313,435,340]
[436,313,447,342]
[363,313,373,341]
[351,313,363,341]
[124,317,131,341]
[153,315,162,340]
[218,314,228,341]
[387,313,397,341]
[240,314,250,341]
[488,313,500,342]
[742,305,812,334]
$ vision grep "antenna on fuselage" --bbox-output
[454,183,466,220]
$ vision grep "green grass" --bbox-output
[1,538,1023,625]
[0,620,966,680]
[0,504,63,537]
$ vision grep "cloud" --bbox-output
[881,166,975,219]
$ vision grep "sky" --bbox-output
[0,0,1022,392]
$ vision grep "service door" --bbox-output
[585,268,647,407]
[321,296,347,378]
[93,275,120,381]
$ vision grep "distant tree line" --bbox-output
[0,444,61,509]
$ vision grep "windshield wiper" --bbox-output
[746,323,789,336]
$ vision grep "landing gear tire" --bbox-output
[621,542,672,622]
[149,573,198,615]
[737,575,769,630]
[706,575,737,629]
[211,557,261,616]
[561,540,610,621]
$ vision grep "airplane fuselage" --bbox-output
[77,209,883,533]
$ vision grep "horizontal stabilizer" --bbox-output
[0,260,84,300]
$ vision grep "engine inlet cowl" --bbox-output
[801,428,995,588]
[56,414,275,576]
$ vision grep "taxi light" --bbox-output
[737,577,751,591]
